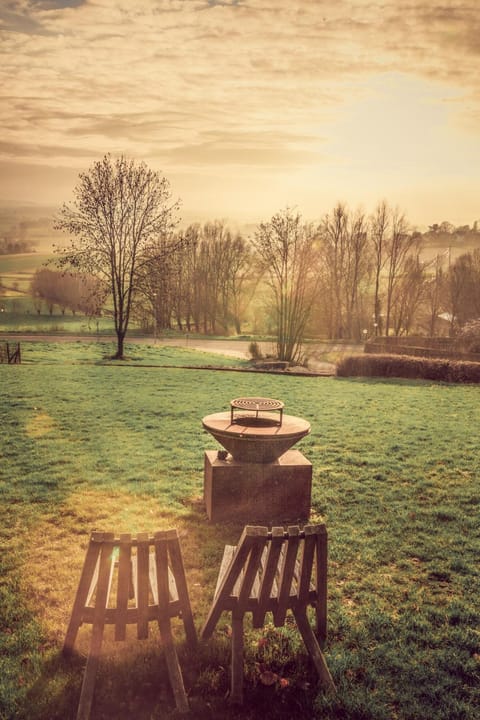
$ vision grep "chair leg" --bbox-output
[230,613,244,705]
[158,617,190,714]
[76,627,104,720]
[293,609,336,693]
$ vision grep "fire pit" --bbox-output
[202,398,312,523]
[203,396,310,464]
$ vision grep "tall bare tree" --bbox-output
[423,253,448,336]
[447,249,480,332]
[252,208,320,363]
[383,210,420,336]
[319,203,371,339]
[390,254,426,335]
[319,203,348,338]
[54,154,179,358]
[370,201,390,336]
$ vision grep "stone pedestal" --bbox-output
[204,449,312,523]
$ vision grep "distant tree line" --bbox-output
[30,268,104,317]
[40,202,480,355]
[0,237,34,254]
[426,221,480,238]
[134,220,256,336]
[45,154,480,361]
[131,201,480,353]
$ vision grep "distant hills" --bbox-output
[0,205,63,254]
[1,205,479,258]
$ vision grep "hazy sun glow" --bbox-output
[1,0,479,229]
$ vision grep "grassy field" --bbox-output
[1,342,479,720]
[0,249,115,332]
[0,253,52,298]
[0,253,52,275]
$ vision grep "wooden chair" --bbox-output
[201,524,336,704]
[63,530,197,720]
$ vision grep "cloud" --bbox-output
[0,138,91,159]
[1,0,480,224]
[32,1,85,8]
[0,4,51,34]
[165,129,324,168]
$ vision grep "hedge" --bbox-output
[336,353,480,383]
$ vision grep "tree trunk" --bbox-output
[114,332,125,359]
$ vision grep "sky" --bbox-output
[1,0,480,231]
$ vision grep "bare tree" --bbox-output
[370,201,390,336]
[198,222,254,334]
[167,221,255,335]
[223,233,256,334]
[343,209,371,339]
[318,203,372,340]
[383,211,420,336]
[252,208,320,363]
[54,154,179,358]
[318,203,348,338]
[422,253,448,336]
[30,268,104,317]
[447,250,480,332]
[390,254,426,335]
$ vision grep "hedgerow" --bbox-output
[336,353,480,383]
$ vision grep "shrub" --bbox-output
[459,319,480,353]
[336,353,480,383]
[249,341,263,361]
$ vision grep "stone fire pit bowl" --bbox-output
[202,408,311,464]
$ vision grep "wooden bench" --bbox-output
[201,524,336,704]
[63,530,196,719]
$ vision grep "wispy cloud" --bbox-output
[1,0,479,223]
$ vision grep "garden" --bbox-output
[1,341,479,719]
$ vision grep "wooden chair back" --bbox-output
[202,524,328,640]
[64,530,196,719]
[201,524,335,703]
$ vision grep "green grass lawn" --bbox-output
[1,343,479,720]
[0,252,52,274]
[12,340,249,367]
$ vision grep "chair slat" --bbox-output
[314,524,328,645]
[298,526,317,604]
[76,532,115,719]
[252,527,284,628]
[63,532,103,655]
[136,533,151,639]
[115,534,132,641]
[154,532,170,616]
[237,531,268,613]
[165,530,197,648]
[149,553,158,605]
[273,526,300,626]
[85,557,100,608]
[92,533,115,620]
[215,545,236,597]
[201,526,261,639]
[250,546,267,600]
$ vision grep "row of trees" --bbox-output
[135,222,255,336]
[30,268,104,316]
[51,155,480,360]
[0,237,33,255]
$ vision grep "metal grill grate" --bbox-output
[230,397,284,426]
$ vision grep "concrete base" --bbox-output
[204,449,312,523]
